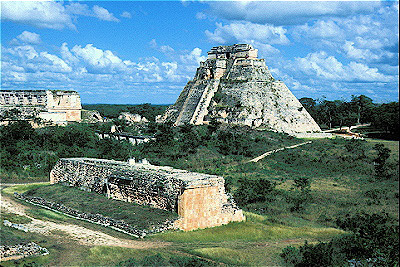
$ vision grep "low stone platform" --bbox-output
[50,158,245,231]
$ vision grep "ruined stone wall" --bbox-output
[46,90,81,122]
[50,158,245,231]
[175,185,244,231]
[0,90,81,124]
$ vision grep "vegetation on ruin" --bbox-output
[24,184,178,229]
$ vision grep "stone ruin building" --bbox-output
[158,44,321,133]
[50,158,245,231]
[0,90,81,125]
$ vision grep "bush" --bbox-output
[234,178,276,206]
[280,246,303,265]
[373,144,393,180]
[281,212,399,266]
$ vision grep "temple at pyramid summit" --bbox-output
[157,44,321,133]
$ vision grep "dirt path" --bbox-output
[248,141,312,163]
[322,123,370,133]
[1,194,167,249]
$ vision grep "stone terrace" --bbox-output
[50,158,245,231]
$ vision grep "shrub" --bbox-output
[234,177,276,206]
[373,144,393,180]
[280,246,303,265]
[281,212,399,266]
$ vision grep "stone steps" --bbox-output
[175,81,207,125]
[190,79,221,125]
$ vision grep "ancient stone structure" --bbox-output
[158,44,321,133]
[81,109,103,123]
[118,112,149,124]
[0,242,49,262]
[50,158,245,231]
[0,90,81,125]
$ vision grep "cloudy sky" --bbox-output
[1,1,398,104]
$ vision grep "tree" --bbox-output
[350,95,374,124]
[337,101,358,130]
[373,144,391,180]
[319,100,341,129]
[287,176,312,212]
[127,104,167,121]
[178,123,200,154]
[370,102,399,136]
[234,178,276,206]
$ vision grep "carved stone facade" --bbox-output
[0,90,81,125]
[50,158,245,231]
[158,44,321,133]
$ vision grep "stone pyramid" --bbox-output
[158,44,321,133]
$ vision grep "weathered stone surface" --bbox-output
[118,112,149,124]
[81,109,103,123]
[50,158,245,231]
[158,44,321,133]
[14,193,175,237]
[0,242,48,262]
[0,90,81,125]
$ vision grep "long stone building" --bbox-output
[0,90,81,125]
[50,158,245,231]
[158,44,321,133]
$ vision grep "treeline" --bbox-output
[0,121,133,181]
[82,103,168,121]
[299,95,399,136]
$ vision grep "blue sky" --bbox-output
[1,1,398,104]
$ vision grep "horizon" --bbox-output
[1,1,399,104]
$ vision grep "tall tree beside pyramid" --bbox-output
[157,44,321,133]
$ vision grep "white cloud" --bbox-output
[180,48,206,64]
[121,11,132,19]
[5,45,39,60]
[70,44,125,73]
[1,1,121,30]
[293,20,344,40]
[343,41,376,61]
[92,5,120,22]
[206,1,382,25]
[294,51,391,82]
[1,1,75,30]
[16,31,41,44]
[40,52,72,73]
[196,12,207,20]
[64,2,91,16]
[206,22,290,45]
